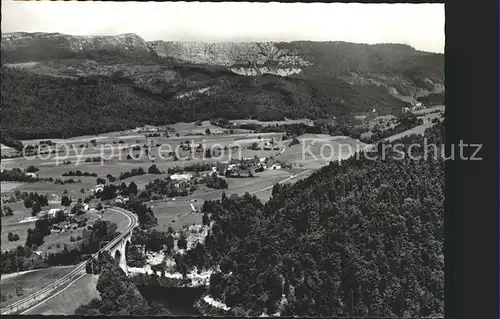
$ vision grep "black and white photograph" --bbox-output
[0,1,445,317]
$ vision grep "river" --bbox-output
[137,285,206,316]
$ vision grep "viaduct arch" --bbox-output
[108,230,133,275]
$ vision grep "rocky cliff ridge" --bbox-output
[1,33,443,89]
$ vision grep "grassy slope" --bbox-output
[23,274,100,315]
[0,266,75,307]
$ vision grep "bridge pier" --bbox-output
[109,231,132,275]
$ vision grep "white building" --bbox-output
[48,208,63,218]
[271,164,282,170]
[26,172,38,178]
[51,225,62,233]
[94,184,105,194]
[114,196,129,204]
[170,173,193,181]
[36,211,48,218]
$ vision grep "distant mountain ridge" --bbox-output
[1,32,444,139]
[1,32,443,93]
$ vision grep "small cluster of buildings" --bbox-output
[37,203,90,220]
[255,157,282,170]
[50,221,81,233]
[35,205,92,233]
[132,125,159,133]
[402,102,424,113]
[36,208,65,219]
[114,195,129,205]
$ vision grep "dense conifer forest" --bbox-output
[192,123,444,317]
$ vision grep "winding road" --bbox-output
[0,206,138,315]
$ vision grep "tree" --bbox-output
[80,187,85,193]
[250,142,260,150]
[31,202,42,216]
[3,206,13,216]
[272,183,281,196]
[178,232,188,250]
[205,128,211,135]
[165,234,175,254]
[71,203,84,215]
[26,228,44,247]
[148,164,161,174]
[128,182,138,196]
[23,197,33,208]
[26,165,39,173]
[61,195,72,207]
[146,230,164,252]
[15,283,23,297]
[35,217,51,236]
[55,209,66,222]
[8,232,19,242]
[205,148,212,158]
[96,177,106,185]
[96,203,104,211]
[202,213,210,226]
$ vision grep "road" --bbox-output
[380,122,437,143]
[0,206,138,315]
[250,169,313,195]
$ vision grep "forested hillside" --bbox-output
[193,123,444,317]
[75,252,170,316]
[1,67,408,139]
[277,42,444,94]
[1,33,443,139]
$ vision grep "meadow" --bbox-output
[2,119,378,235]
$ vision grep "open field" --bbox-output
[412,105,445,115]
[0,266,74,307]
[1,182,25,193]
[230,118,314,126]
[1,198,69,252]
[23,274,100,315]
[37,210,102,254]
[149,169,294,231]
[0,199,44,224]
[100,207,132,232]
[1,221,32,251]
[276,134,371,169]
[4,123,374,234]
[381,122,438,142]
[1,209,101,253]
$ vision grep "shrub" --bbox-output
[3,206,13,216]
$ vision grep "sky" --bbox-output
[1,1,444,53]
